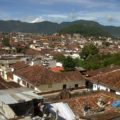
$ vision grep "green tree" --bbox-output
[2,37,10,47]
[54,54,65,62]
[84,54,101,70]
[80,44,99,59]
[63,57,76,71]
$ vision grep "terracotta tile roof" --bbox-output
[39,49,52,56]
[25,48,40,55]
[11,61,28,71]
[25,48,53,56]
[62,92,119,119]
[88,69,120,91]
[0,77,20,90]
[86,65,120,77]
[15,65,83,86]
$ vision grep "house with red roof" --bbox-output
[85,67,120,95]
[12,65,85,93]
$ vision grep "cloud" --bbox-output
[31,17,45,23]
[21,10,120,26]
[0,0,120,26]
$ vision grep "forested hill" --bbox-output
[59,21,111,37]
[0,20,120,37]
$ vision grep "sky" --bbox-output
[0,0,120,26]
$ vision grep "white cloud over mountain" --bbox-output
[31,17,45,23]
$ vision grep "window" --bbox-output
[17,78,21,84]
[27,83,30,87]
[110,89,115,93]
[75,84,78,88]
[63,84,67,89]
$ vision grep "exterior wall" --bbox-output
[3,71,8,80]
[13,74,26,87]
[92,83,120,96]
[116,92,120,95]
[93,83,110,92]
[0,69,3,76]
[0,68,7,80]
[0,59,22,65]
[88,80,120,96]
[30,44,41,51]
[37,80,85,92]
[3,104,16,119]
[93,84,98,91]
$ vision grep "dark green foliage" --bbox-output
[54,49,120,71]
[2,37,10,46]
[80,44,99,59]
[73,58,81,67]
[53,54,66,62]
[54,55,80,71]
[59,22,111,37]
[0,20,120,37]
[104,26,120,37]
[63,57,76,71]
[78,44,120,70]
[83,54,102,69]
[0,20,60,34]
[79,53,120,70]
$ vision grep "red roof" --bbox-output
[25,48,40,55]
[0,77,20,90]
[50,66,63,72]
[86,65,120,77]
[88,69,120,91]
[15,65,83,86]
[11,61,28,71]
[63,92,119,119]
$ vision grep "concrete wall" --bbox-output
[116,91,120,95]
[93,83,110,91]
[0,101,16,119]
[93,83,120,95]
[0,59,21,65]
[37,80,85,92]
[3,104,16,119]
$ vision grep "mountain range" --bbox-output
[0,20,120,37]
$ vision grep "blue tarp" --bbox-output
[112,100,120,107]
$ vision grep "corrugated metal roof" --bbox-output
[0,88,43,105]
[15,93,31,101]
[23,91,43,99]
[0,94,18,104]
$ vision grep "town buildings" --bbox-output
[0,32,120,119]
